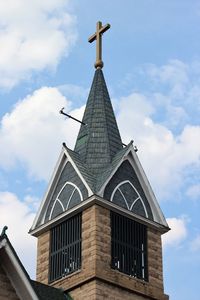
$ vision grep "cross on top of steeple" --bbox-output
[88,21,110,69]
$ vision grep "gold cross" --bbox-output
[88,21,110,69]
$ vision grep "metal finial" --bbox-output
[88,21,110,69]
[1,226,8,237]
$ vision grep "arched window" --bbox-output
[49,182,83,220]
[111,180,148,218]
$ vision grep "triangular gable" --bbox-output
[96,141,133,193]
[98,144,168,227]
[64,144,96,191]
[30,145,93,231]
[0,234,39,300]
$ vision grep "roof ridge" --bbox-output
[102,73,112,164]
[84,68,98,165]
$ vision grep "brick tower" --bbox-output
[30,22,169,300]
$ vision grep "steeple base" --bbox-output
[36,200,169,300]
[69,278,169,300]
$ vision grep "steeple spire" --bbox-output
[74,68,123,174]
[74,22,123,174]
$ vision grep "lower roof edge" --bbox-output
[29,194,170,237]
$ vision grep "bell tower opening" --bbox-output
[110,211,148,281]
[49,213,82,283]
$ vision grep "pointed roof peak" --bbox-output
[74,68,123,174]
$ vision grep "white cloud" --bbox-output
[162,217,188,247]
[0,0,77,88]
[0,58,200,202]
[0,191,37,277]
[147,59,189,89]
[0,82,200,200]
[0,87,84,181]
[24,194,40,211]
[117,92,200,200]
[190,234,200,252]
[127,61,198,144]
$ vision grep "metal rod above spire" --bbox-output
[88,21,110,69]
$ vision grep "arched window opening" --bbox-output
[111,180,148,218]
[49,182,83,220]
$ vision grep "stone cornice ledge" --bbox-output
[29,194,169,237]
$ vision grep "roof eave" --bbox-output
[0,236,39,300]
[30,194,169,237]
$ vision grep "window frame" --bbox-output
[110,211,148,281]
[49,213,82,283]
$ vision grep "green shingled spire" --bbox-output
[74,68,123,174]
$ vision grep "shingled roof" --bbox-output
[31,281,68,300]
[74,68,123,175]
[64,142,132,193]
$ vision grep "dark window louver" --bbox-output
[49,213,82,282]
[111,211,148,281]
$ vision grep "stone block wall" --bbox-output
[36,231,50,284]
[70,279,159,300]
[36,203,168,299]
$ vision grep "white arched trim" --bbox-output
[118,187,129,210]
[130,198,148,218]
[66,187,76,210]
[111,180,140,202]
[49,199,65,220]
[49,181,83,220]
[110,180,148,218]
[129,196,140,210]
[57,181,83,203]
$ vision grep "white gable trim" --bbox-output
[63,147,93,196]
[30,145,93,231]
[31,194,169,237]
[99,144,168,227]
[0,238,39,300]
[31,148,66,230]
[128,149,168,227]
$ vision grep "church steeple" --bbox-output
[31,20,168,228]
[30,21,169,300]
[74,68,123,174]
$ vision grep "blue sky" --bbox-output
[0,1,200,299]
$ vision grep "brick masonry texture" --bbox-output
[0,264,20,300]
[36,231,50,284]
[70,279,162,300]
[36,203,169,299]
